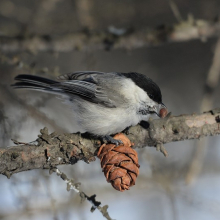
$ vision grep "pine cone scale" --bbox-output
[128,153,139,165]
[120,161,139,175]
[109,167,127,181]
[107,153,131,165]
[128,172,137,186]
[113,145,137,156]
[112,178,122,191]
[101,150,118,168]
[103,164,114,180]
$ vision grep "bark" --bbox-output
[1,108,220,178]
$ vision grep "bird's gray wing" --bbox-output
[54,77,116,108]
[57,71,105,81]
[12,72,122,108]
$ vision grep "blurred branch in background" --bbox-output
[75,0,96,29]
[0,85,64,133]
[0,102,14,146]
[186,37,220,184]
[168,0,183,23]
[0,17,220,53]
[0,52,60,76]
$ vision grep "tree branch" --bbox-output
[185,37,220,184]
[0,18,220,53]
[1,108,220,178]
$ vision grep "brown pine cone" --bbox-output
[97,133,140,192]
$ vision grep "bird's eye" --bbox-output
[149,94,154,99]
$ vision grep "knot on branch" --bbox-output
[148,114,171,156]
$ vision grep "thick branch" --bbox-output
[1,108,220,178]
[0,18,220,53]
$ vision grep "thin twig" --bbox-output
[168,0,183,23]
[156,143,168,157]
[50,167,114,220]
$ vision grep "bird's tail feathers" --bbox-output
[11,74,59,93]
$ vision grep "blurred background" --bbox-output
[1,0,220,219]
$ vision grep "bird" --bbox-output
[12,71,166,145]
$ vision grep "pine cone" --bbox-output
[97,133,140,192]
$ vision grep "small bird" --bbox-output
[12,71,166,144]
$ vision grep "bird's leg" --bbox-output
[102,135,123,146]
[139,121,150,129]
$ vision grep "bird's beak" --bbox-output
[160,102,166,109]
[149,103,167,117]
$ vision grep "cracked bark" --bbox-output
[1,108,220,178]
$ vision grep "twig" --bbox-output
[50,167,114,220]
[168,0,183,23]
[156,143,168,157]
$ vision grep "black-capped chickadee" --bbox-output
[12,71,166,144]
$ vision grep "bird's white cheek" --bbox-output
[134,86,148,102]
[140,114,150,121]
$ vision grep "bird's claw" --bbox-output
[102,135,123,146]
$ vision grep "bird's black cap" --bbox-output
[120,72,162,104]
